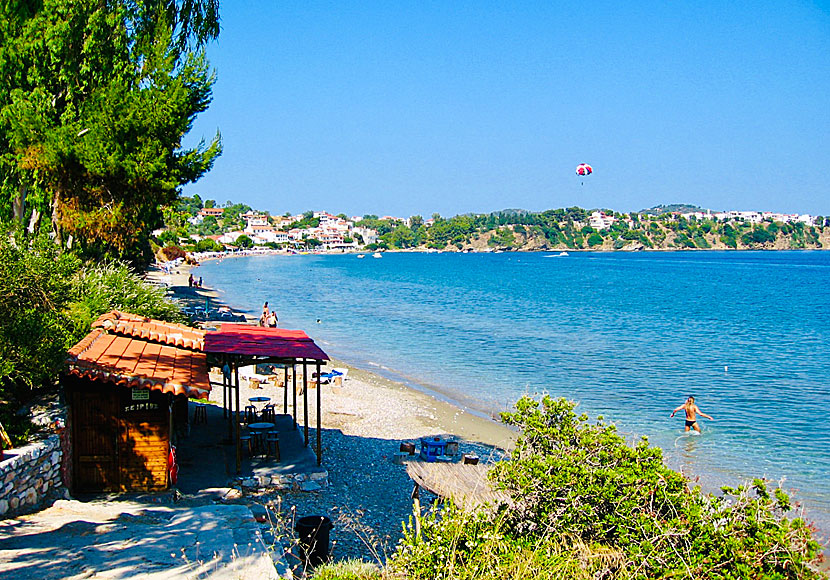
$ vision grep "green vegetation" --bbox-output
[389,396,824,579]
[0,1,221,264]
[311,560,382,580]
[0,224,186,444]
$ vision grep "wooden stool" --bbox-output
[265,431,280,460]
[244,405,257,424]
[193,403,207,425]
[262,404,276,422]
[239,434,253,455]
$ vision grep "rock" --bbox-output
[299,481,321,492]
[0,499,7,515]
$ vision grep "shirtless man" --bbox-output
[670,396,713,432]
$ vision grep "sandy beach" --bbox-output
[148,262,517,563]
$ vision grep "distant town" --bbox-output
[158,198,829,254]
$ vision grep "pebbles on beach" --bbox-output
[149,262,515,564]
[215,361,514,564]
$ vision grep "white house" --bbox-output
[589,211,615,230]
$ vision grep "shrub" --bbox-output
[159,245,186,261]
[0,225,80,426]
[491,396,823,579]
[312,559,382,580]
[392,500,615,580]
[68,261,186,335]
[587,233,604,247]
[194,238,223,252]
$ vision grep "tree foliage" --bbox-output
[393,396,824,579]
[0,223,187,442]
[0,0,222,263]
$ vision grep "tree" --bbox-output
[235,234,253,248]
[0,0,222,262]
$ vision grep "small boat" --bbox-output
[372,252,382,258]
[559,251,569,257]
[357,254,365,259]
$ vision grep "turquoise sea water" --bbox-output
[195,251,830,535]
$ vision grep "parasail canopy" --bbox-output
[576,163,593,177]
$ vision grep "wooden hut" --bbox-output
[63,310,332,492]
[64,312,210,493]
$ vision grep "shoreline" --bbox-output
[149,260,516,451]
[152,257,830,564]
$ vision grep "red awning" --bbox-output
[204,323,329,361]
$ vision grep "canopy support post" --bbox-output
[235,359,241,474]
[291,360,297,431]
[283,365,288,414]
[316,359,322,465]
[222,356,227,419]
[302,359,309,447]
[225,358,233,443]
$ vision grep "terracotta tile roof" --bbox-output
[93,310,205,350]
[66,311,328,397]
[204,323,329,361]
[67,328,211,399]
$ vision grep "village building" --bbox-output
[589,211,615,230]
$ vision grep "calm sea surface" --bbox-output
[195,251,830,534]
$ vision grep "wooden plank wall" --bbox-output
[118,388,170,492]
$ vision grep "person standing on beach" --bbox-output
[670,396,713,432]
[260,301,269,326]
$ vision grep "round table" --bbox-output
[249,396,270,404]
[248,422,276,456]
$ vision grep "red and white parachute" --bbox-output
[576,163,593,177]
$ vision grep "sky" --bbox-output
[182,1,830,218]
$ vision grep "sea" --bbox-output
[194,250,830,537]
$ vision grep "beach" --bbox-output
[148,263,516,563]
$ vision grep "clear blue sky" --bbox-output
[182,1,830,218]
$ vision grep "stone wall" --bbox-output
[235,469,328,493]
[0,433,67,517]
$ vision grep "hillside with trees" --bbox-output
[368,209,829,252]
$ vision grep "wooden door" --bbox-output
[118,389,170,491]
[72,388,119,492]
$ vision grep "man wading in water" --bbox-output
[670,396,713,433]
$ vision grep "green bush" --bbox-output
[0,226,80,435]
[68,261,186,336]
[492,396,823,579]
[392,500,618,580]
[392,396,824,579]
[311,559,382,580]
[587,233,604,247]
[194,238,223,252]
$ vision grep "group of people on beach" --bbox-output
[187,274,202,288]
[259,301,278,328]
